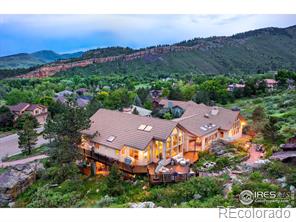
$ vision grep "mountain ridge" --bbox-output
[0,50,83,69]
[2,25,296,78]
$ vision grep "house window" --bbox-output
[145,145,151,161]
[120,147,126,155]
[179,131,183,143]
[173,134,178,146]
[166,147,171,159]
[154,141,163,159]
[171,146,178,157]
[166,137,171,149]
[129,149,139,160]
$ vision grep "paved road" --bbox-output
[0,127,48,162]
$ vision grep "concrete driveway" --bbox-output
[0,127,48,162]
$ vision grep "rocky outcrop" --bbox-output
[209,140,231,156]
[16,43,222,79]
[0,162,43,207]
[129,201,156,208]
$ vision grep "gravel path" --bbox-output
[245,146,263,164]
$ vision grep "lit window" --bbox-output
[144,125,153,132]
[107,136,116,142]
[129,149,139,160]
[138,124,146,130]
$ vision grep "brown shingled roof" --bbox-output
[160,99,240,135]
[8,103,46,112]
[83,109,178,150]
[8,103,30,112]
[26,104,46,111]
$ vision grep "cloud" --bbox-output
[0,14,295,55]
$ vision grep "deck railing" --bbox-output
[80,148,147,174]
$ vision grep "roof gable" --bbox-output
[83,109,178,150]
[161,99,240,135]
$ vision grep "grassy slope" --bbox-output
[0,54,45,69]
[224,90,296,140]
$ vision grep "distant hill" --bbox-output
[0,50,83,69]
[2,25,296,78]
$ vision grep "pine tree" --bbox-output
[106,164,124,196]
[44,103,91,164]
[17,119,38,155]
[262,116,281,143]
[252,106,266,132]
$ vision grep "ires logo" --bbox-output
[239,190,293,205]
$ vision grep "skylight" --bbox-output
[138,124,147,130]
[107,136,116,142]
[200,123,217,131]
[200,126,207,131]
[144,125,153,132]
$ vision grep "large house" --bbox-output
[80,100,245,179]
[8,103,48,125]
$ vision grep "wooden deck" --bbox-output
[80,148,198,184]
[147,162,196,184]
[80,148,148,174]
[184,151,199,164]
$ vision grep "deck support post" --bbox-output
[90,160,96,176]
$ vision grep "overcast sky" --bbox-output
[0,14,295,56]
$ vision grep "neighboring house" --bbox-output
[227,83,245,92]
[54,90,92,108]
[264,79,278,90]
[122,105,152,117]
[8,103,48,125]
[55,90,73,97]
[80,100,245,177]
[76,88,88,95]
[54,95,67,104]
[76,95,92,108]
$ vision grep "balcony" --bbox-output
[80,148,147,174]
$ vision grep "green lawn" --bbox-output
[5,145,49,162]
[0,129,16,138]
